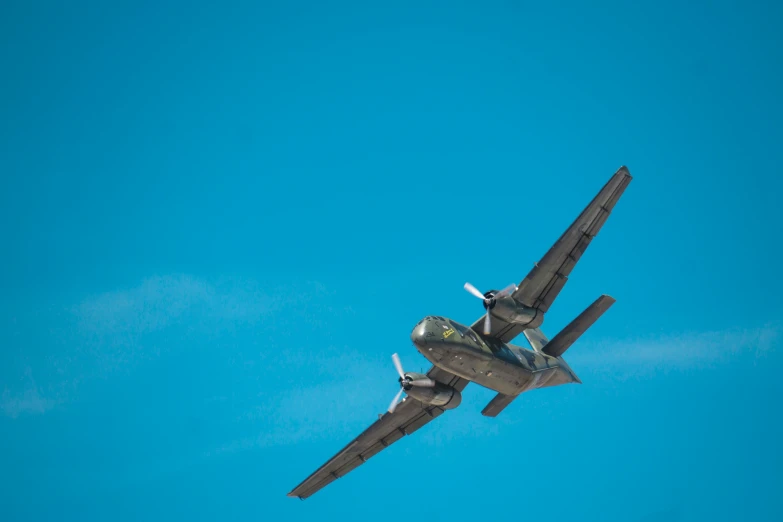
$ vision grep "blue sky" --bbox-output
[1,1,782,520]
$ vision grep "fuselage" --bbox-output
[410,316,580,396]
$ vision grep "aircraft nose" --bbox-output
[411,320,428,346]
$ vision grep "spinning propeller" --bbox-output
[387,353,435,414]
[463,282,517,335]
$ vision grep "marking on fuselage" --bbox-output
[443,328,455,339]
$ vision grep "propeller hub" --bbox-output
[389,356,441,413]
[464,281,517,335]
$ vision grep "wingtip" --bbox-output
[617,165,632,179]
[597,294,617,306]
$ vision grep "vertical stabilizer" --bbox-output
[523,327,550,353]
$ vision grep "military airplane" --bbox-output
[288,166,632,500]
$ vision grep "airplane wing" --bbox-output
[471,166,632,344]
[287,367,468,499]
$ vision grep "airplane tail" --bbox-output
[521,327,584,384]
[483,295,614,417]
[522,294,616,383]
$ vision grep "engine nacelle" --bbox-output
[405,383,462,410]
[489,295,544,329]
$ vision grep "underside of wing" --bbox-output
[513,166,632,313]
[287,365,467,499]
[470,167,631,344]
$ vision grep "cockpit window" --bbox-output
[449,320,466,338]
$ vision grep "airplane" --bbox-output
[287,166,633,500]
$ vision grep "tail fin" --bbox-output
[541,295,615,358]
[522,327,549,353]
[482,296,615,418]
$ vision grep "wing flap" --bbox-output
[334,456,364,477]
[361,440,386,461]
[405,408,444,434]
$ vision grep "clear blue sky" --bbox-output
[2,1,782,520]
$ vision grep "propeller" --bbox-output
[387,353,436,414]
[463,282,517,335]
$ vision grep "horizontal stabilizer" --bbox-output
[542,295,616,358]
[481,393,518,417]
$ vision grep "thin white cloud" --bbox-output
[205,354,392,456]
[1,387,58,418]
[567,323,779,378]
[72,274,279,336]
[2,274,293,418]
[1,369,61,418]
[70,274,292,371]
